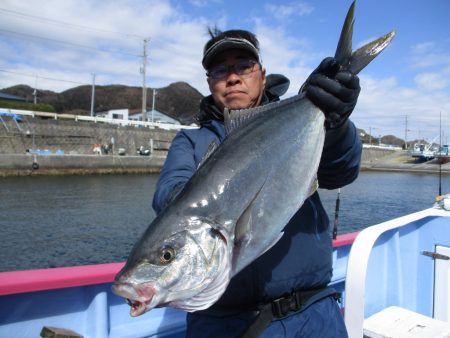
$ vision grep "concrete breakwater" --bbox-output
[0,114,178,155]
[0,153,167,176]
[3,145,450,177]
[0,114,178,175]
[1,116,450,176]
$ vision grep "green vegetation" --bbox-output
[0,99,55,112]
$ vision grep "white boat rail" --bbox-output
[344,205,450,337]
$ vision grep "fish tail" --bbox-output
[334,1,355,67]
[334,1,395,75]
[348,31,396,74]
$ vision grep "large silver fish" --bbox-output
[112,1,395,316]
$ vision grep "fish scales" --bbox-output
[176,96,325,273]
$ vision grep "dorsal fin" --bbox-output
[223,106,263,135]
[223,94,305,136]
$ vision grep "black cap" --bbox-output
[202,30,261,70]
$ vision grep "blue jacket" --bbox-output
[152,77,361,336]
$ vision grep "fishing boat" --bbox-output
[409,142,438,162]
[1,198,450,338]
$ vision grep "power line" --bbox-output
[0,7,143,41]
[0,69,87,85]
[0,28,142,58]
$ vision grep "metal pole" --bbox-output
[141,39,148,121]
[33,75,38,104]
[332,188,341,240]
[90,73,96,117]
[404,115,408,149]
[152,89,157,123]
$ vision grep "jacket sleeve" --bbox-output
[317,119,362,189]
[152,131,197,214]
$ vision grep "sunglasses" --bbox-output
[207,59,260,80]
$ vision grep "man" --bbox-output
[153,29,361,338]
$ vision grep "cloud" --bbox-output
[252,18,322,97]
[189,0,222,7]
[415,72,449,91]
[410,41,450,69]
[352,74,450,142]
[0,0,209,92]
[264,2,314,21]
[332,38,450,141]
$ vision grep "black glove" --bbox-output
[301,57,360,129]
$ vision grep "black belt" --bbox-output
[238,287,341,338]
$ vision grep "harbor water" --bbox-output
[0,171,448,272]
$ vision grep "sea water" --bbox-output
[0,171,448,271]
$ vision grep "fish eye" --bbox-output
[159,247,175,264]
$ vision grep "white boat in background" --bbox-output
[410,142,438,162]
[1,197,450,337]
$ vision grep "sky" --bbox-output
[0,0,449,142]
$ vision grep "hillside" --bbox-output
[357,129,406,148]
[2,82,203,125]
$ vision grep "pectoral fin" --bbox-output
[198,139,220,169]
[231,180,266,268]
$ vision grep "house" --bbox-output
[95,108,129,120]
[129,109,180,125]
[96,108,180,125]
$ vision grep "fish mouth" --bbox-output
[112,282,156,317]
[125,297,151,317]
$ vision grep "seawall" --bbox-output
[0,154,166,176]
[1,115,449,176]
[0,114,178,176]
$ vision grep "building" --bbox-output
[129,109,180,125]
[96,108,180,125]
[95,108,129,120]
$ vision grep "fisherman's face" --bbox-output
[207,49,266,112]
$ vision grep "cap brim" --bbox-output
[202,38,260,69]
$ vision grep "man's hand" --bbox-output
[301,57,360,129]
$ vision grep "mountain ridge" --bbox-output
[1,82,204,125]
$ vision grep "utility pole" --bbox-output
[368,127,379,145]
[33,75,38,104]
[90,73,96,117]
[151,88,157,123]
[404,115,408,149]
[141,39,149,121]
